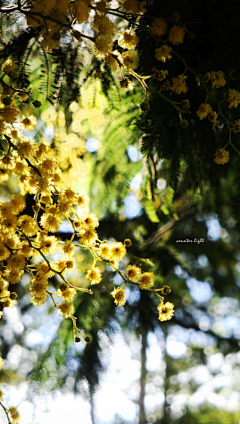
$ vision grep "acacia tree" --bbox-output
[0,0,240,423]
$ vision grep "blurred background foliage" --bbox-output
[0,0,240,423]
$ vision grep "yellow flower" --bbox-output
[111,287,126,306]
[39,157,59,176]
[63,187,76,203]
[86,267,102,285]
[21,114,37,130]
[118,29,139,50]
[233,119,240,133]
[10,195,26,214]
[99,242,111,260]
[95,1,107,15]
[210,70,226,88]
[110,242,127,262]
[208,111,218,124]
[78,227,98,246]
[2,59,17,74]
[151,18,167,37]
[17,137,38,158]
[82,213,99,229]
[138,272,154,290]
[121,0,139,13]
[1,214,18,235]
[7,254,26,271]
[126,264,142,282]
[76,194,89,208]
[121,51,139,70]
[214,149,229,165]
[171,74,188,94]
[93,15,116,37]
[0,242,11,261]
[2,104,20,123]
[71,0,90,24]
[4,268,24,285]
[62,241,75,257]
[18,215,39,236]
[40,213,62,232]
[8,406,21,424]
[58,301,74,318]
[196,103,212,120]
[57,284,77,301]
[169,25,185,45]
[30,276,48,297]
[155,45,172,62]
[40,235,59,254]
[94,35,113,58]
[0,388,4,401]
[228,89,240,109]
[104,55,118,71]
[157,301,174,321]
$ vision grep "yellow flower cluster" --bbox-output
[0,76,175,343]
[21,0,143,73]
[126,264,154,289]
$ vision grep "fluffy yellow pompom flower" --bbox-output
[57,283,77,301]
[121,0,139,13]
[126,264,142,282]
[111,287,126,306]
[104,55,118,71]
[0,357,4,370]
[78,228,98,246]
[121,51,139,70]
[58,301,74,318]
[228,89,240,109]
[93,15,116,37]
[86,267,102,285]
[151,18,167,37]
[7,254,26,271]
[0,242,11,260]
[155,45,172,62]
[62,241,75,257]
[118,29,139,50]
[171,74,188,94]
[10,195,26,214]
[8,406,21,424]
[71,0,90,23]
[94,35,113,58]
[169,25,185,45]
[138,272,154,290]
[99,242,111,260]
[17,137,38,158]
[208,111,218,124]
[157,302,174,321]
[233,119,240,133]
[210,70,226,88]
[40,213,62,232]
[110,242,127,262]
[76,194,89,208]
[18,215,39,237]
[196,103,212,120]
[214,149,229,165]
[21,115,37,130]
